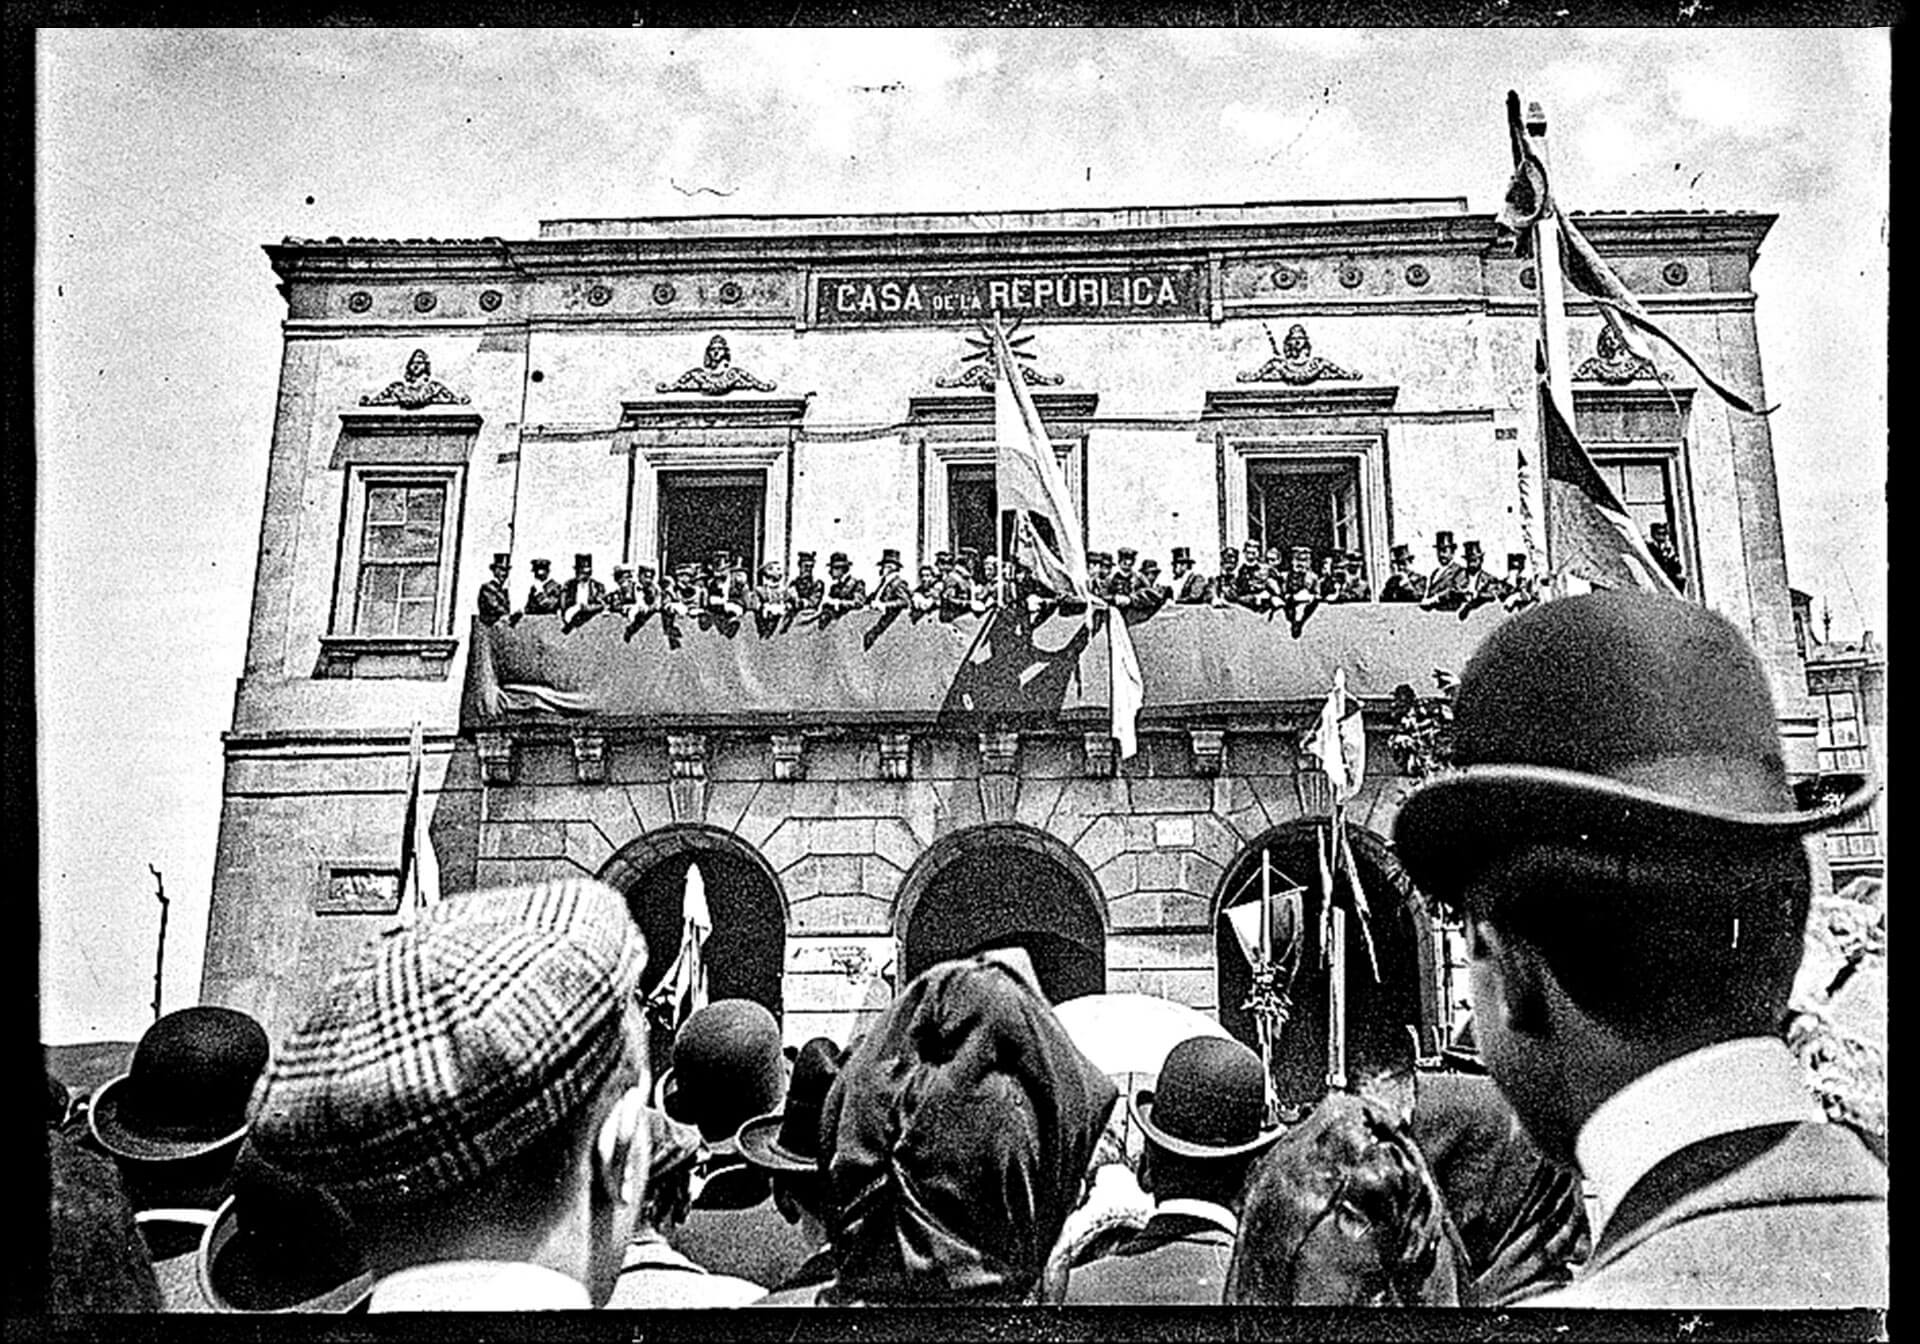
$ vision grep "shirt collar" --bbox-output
[1154,1197,1238,1237]
[367,1260,592,1312]
[1575,1036,1823,1239]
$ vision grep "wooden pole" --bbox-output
[148,864,169,1023]
[1324,818,1349,1090]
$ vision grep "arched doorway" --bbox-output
[896,823,1106,1004]
[1213,821,1441,1109]
[600,826,787,1074]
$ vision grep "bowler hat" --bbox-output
[797,551,816,564]
[198,1147,371,1313]
[1140,560,1161,574]
[90,1007,268,1163]
[737,1036,845,1173]
[1393,592,1878,910]
[878,548,902,569]
[1171,547,1193,566]
[1132,1037,1282,1160]
[661,1000,787,1150]
[827,552,850,569]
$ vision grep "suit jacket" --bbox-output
[477,579,513,624]
[1531,1122,1886,1309]
[524,579,564,615]
[1063,1210,1235,1306]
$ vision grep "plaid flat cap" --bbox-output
[251,879,648,1207]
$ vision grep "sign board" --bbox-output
[814,264,1204,326]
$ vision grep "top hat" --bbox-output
[796,551,816,564]
[1171,547,1193,566]
[198,1147,371,1313]
[1391,543,1413,561]
[1506,553,1527,570]
[737,1036,845,1174]
[1116,547,1137,562]
[530,558,552,573]
[1393,592,1879,911]
[1461,540,1483,558]
[878,548,902,569]
[827,552,851,570]
[1132,1037,1283,1160]
[574,554,593,570]
[1434,531,1455,549]
[661,1000,788,1150]
[490,552,511,570]
[91,1007,269,1163]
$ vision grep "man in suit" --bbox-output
[562,553,607,627]
[1378,543,1427,604]
[1171,547,1210,604]
[1066,1037,1282,1305]
[1647,522,1687,593]
[477,553,514,625]
[1393,592,1886,1309]
[1420,532,1464,611]
[820,552,867,617]
[1133,559,1170,616]
[786,552,824,613]
[1211,547,1241,608]
[523,558,563,616]
[869,548,911,611]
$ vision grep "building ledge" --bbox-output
[318,635,459,680]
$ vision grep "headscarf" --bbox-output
[821,954,1116,1303]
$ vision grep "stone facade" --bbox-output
[203,200,1822,1056]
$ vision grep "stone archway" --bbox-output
[1213,820,1441,1109]
[895,823,1107,1004]
[599,825,788,1055]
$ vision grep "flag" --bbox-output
[1496,90,1773,417]
[1225,882,1306,971]
[992,319,1089,601]
[1108,610,1144,760]
[1541,384,1683,597]
[654,860,713,1029]
[397,720,441,925]
[1309,669,1367,803]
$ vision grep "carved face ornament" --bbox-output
[705,336,730,368]
[406,349,431,379]
[1283,324,1311,360]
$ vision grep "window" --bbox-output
[948,464,998,559]
[1594,458,1676,541]
[353,484,447,635]
[656,470,766,575]
[1815,687,1868,773]
[1246,458,1365,559]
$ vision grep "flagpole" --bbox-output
[1325,813,1348,1091]
[1259,849,1274,1094]
[991,311,1007,599]
[1517,96,1570,586]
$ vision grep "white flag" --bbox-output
[397,720,441,924]
[1108,612,1144,760]
[1310,670,1367,803]
[658,860,713,1027]
[992,320,1089,601]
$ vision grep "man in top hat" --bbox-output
[251,879,653,1310]
[1646,522,1686,593]
[869,548,911,611]
[89,1006,271,1311]
[1066,1037,1283,1305]
[661,1001,815,1289]
[1420,532,1464,611]
[1133,559,1170,616]
[819,552,867,617]
[1171,547,1210,605]
[562,553,606,628]
[1211,547,1241,608]
[1392,592,1886,1308]
[1379,544,1428,604]
[1500,553,1539,612]
[523,558,563,616]
[786,552,824,613]
[477,553,514,625]
[737,1037,849,1297]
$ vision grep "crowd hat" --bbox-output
[737,1036,845,1173]
[1506,553,1527,570]
[490,552,511,570]
[198,1146,371,1313]
[1391,543,1413,562]
[635,563,655,576]
[796,551,816,564]
[1434,531,1455,549]
[1086,551,1111,566]
[251,879,647,1207]
[644,1107,704,1189]
[1140,559,1161,574]
[612,563,632,577]
[531,557,551,572]
[1171,546,1193,566]
[660,999,787,1151]
[1291,544,1314,560]
[1133,1036,1283,1159]
[828,552,851,570]
[878,548,902,569]
[575,553,593,569]
[1393,591,1879,910]
[90,1007,269,1163]
[1462,540,1484,560]
[1116,547,1137,562]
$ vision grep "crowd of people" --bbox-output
[474,528,1587,641]
[41,592,1882,1316]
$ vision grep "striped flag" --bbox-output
[1541,383,1683,597]
[992,318,1089,602]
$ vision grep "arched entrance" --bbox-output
[1213,821,1441,1109]
[896,823,1106,1004]
[600,826,787,1072]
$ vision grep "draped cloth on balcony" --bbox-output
[461,604,1507,728]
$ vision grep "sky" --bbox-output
[36,28,1888,1044]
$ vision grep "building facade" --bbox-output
[1791,590,1886,883]
[202,200,1819,1097]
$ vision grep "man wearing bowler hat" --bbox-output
[477,553,514,625]
[737,1037,849,1296]
[820,552,867,617]
[1392,592,1886,1308]
[1066,1036,1283,1305]
[89,1005,271,1311]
